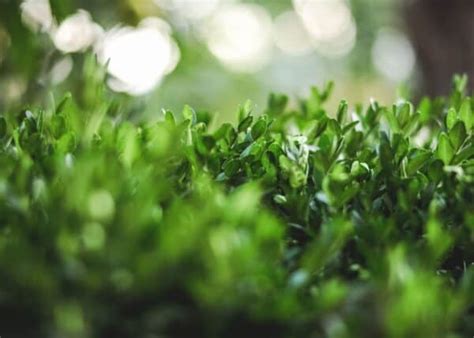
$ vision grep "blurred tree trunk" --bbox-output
[403,0,474,96]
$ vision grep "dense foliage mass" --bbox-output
[1,66,474,337]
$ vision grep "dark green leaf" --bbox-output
[238,115,253,133]
[437,133,454,165]
[224,159,240,177]
[448,121,467,150]
[251,118,267,140]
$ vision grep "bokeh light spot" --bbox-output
[273,10,315,56]
[20,0,54,33]
[293,0,356,57]
[88,189,115,221]
[154,0,221,21]
[372,28,416,82]
[202,3,273,73]
[52,10,103,53]
[50,56,73,85]
[82,222,106,250]
[95,17,180,95]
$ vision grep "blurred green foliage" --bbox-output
[1,55,474,337]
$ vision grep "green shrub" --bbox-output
[1,70,474,337]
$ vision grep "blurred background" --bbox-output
[0,0,472,121]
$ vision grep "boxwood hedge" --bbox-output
[1,69,474,337]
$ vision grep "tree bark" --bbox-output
[403,0,474,96]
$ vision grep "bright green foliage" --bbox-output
[1,71,474,338]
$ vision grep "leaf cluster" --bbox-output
[1,75,474,338]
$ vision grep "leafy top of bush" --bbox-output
[1,67,474,337]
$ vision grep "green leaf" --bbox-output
[336,100,348,123]
[182,105,197,125]
[459,98,473,130]
[446,107,458,130]
[321,81,334,101]
[267,93,288,116]
[51,114,67,138]
[164,110,176,125]
[453,73,468,94]
[56,132,77,153]
[350,160,370,179]
[307,117,328,141]
[251,118,267,140]
[406,149,431,176]
[238,115,253,133]
[303,218,353,273]
[342,121,358,135]
[437,133,455,165]
[238,100,253,122]
[418,97,432,123]
[224,159,240,177]
[448,121,466,151]
[427,159,444,182]
[56,92,72,115]
[454,142,474,163]
[385,107,400,133]
[397,102,411,128]
[327,118,342,136]
[402,112,420,137]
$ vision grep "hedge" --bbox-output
[1,69,474,337]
